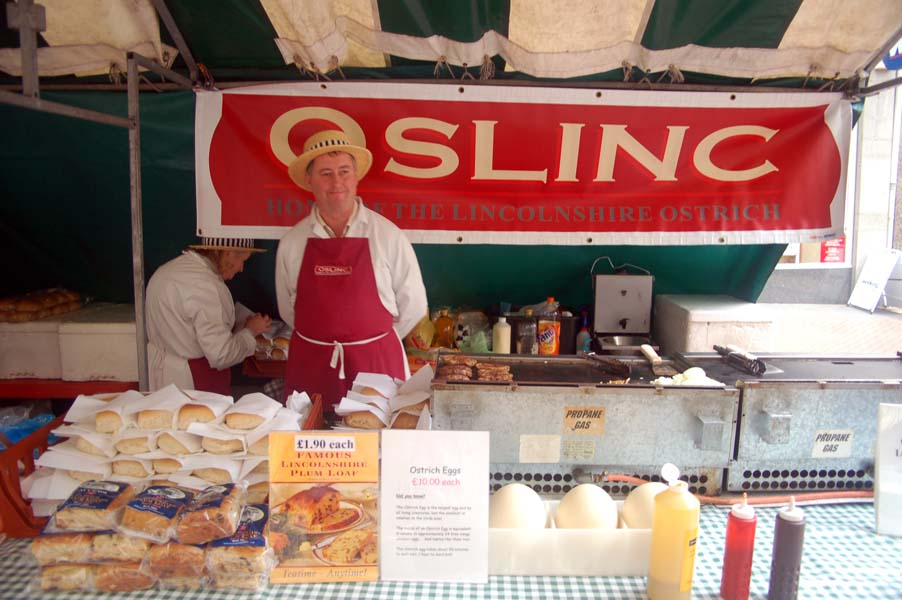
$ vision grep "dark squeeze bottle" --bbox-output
[719,492,756,600]
[767,496,806,600]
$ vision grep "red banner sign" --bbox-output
[195,83,850,245]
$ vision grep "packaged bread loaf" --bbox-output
[176,483,245,545]
[119,485,196,542]
[31,532,93,566]
[53,481,135,532]
[40,564,94,591]
[90,531,152,562]
[94,561,156,592]
[148,541,207,578]
[207,504,273,575]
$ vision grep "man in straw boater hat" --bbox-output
[146,236,272,394]
[276,129,427,413]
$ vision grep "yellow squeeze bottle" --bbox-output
[647,464,700,600]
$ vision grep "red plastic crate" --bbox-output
[0,414,64,538]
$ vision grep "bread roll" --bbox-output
[148,541,207,577]
[157,432,194,455]
[112,459,152,478]
[55,481,135,531]
[137,408,174,430]
[344,411,386,430]
[90,532,152,562]
[94,562,155,592]
[247,435,268,456]
[224,412,265,430]
[40,564,93,591]
[270,347,287,360]
[192,467,234,485]
[391,412,420,429]
[254,348,270,360]
[176,483,243,545]
[74,436,107,457]
[177,403,216,430]
[202,436,244,454]
[31,533,92,566]
[152,458,182,474]
[114,434,155,455]
[272,336,290,350]
[67,469,105,482]
[359,386,388,399]
[246,481,269,504]
[95,410,123,433]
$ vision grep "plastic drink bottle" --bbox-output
[492,316,511,354]
[720,492,757,600]
[537,296,561,355]
[433,309,455,348]
[575,310,592,353]
[647,464,700,600]
[767,497,806,600]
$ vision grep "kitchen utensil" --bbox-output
[581,352,631,379]
[640,344,678,377]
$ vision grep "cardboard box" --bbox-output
[59,303,138,382]
[0,317,62,379]
[489,501,651,576]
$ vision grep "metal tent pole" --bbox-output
[127,55,149,391]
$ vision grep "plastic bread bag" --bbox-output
[48,480,137,533]
[176,481,248,545]
[206,504,275,580]
[117,484,197,543]
[148,540,208,578]
[30,530,94,566]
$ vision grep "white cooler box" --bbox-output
[653,294,774,354]
[59,303,138,382]
[0,317,63,379]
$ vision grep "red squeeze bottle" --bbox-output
[719,492,757,600]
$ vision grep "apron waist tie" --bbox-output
[295,331,389,379]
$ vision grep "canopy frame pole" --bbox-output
[127,54,149,391]
[150,0,199,84]
[5,0,44,99]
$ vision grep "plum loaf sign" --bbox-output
[195,82,850,245]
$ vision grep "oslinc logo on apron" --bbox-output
[314,265,353,276]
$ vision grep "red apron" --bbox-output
[284,237,405,412]
[187,357,231,396]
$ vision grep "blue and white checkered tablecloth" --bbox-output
[1,502,899,599]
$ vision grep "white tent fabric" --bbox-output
[0,0,176,77]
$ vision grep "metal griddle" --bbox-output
[434,352,650,385]
[680,352,902,382]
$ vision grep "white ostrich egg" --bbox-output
[622,482,669,529]
[489,483,548,529]
[554,484,618,529]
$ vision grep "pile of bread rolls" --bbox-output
[336,375,430,431]
[253,322,292,361]
[33,480,273,592]
[0,287,81,322]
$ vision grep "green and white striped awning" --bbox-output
[2,0,901,87]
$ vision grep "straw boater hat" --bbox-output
[188,237,265,253]
[287,129,373,191]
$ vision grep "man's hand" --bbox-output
[245,313,272,335]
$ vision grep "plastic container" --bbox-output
[647,464,700,600]
[767,497,806,600]
[492,317,511,354]
[537,297,561,355]
[575,311,592,354]
[511,310,538,354]
[720,492,757,600]
[59,303,138,381]
[433,309,455,349]
[558,314,579,354]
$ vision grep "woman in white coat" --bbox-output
[146,237,271,394]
